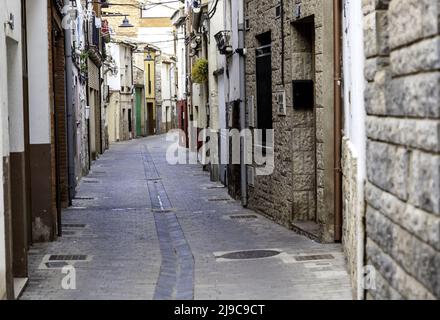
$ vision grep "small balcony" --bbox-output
[214,30,233,55]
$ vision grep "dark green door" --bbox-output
[135,88,142,136]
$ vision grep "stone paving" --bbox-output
[20,135,353,300]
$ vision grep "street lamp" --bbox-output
[144,53,154,62]
[119,15,133,28]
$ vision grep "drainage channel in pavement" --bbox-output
[141,144,194,300]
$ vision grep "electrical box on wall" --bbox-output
[247,166,255,187]
[275,90,286,116]
[247,95,255,127]
[292,80,314,109]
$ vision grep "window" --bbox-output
[275,5,281,18]
[148,64,152,95]
[255,32,273,149]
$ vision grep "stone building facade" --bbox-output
[362,0,439,299]
[245,0,337,242]
[106,41,135,142]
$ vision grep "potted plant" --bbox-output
[191,58,208,84]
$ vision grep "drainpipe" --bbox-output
[281,0,285,86]
[333,0,343,242]
[238,0,247,207]
[64,0,76,205]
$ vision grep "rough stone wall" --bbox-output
[342,138,361,298]
[245,0,335,241]
[363,0,440,299]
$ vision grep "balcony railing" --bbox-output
[214,30,233,55]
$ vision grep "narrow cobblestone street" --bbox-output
[20,135,352,300]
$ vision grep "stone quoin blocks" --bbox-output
[363,0,440,299]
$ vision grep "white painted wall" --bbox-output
[342,0,366,300]
[208,0,224,131]
[107,43,122,90]
[0,0,25,300]
[108,42,134,91]
[120,44,133,89]
[343,0,366,169]
[27,0,51,145]
[175,23,186,101]
[160,61,177,127]
[225,0,240,102]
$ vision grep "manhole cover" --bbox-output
[73,197,95,200]
[208,198,231,202]
[219,250,280,260]
[83,180,99,184]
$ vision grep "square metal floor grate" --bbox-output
[45,261,69,269]
[229,215,258,220]
[62,224,87,228]
[48,255,88,261]
[294,254,335,262]
[61,230,79,236]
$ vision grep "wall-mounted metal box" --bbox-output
[292,80,314,109]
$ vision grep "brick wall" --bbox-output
[363,0,440,299]
[104,0,172,38]
[53,30,68,208]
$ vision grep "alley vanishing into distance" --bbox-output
[20,135,351,300]
[2,0,438,303]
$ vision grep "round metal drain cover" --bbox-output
[220,250,280,260]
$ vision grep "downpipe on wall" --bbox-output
[333,0,343,242]
[238,0,247,207]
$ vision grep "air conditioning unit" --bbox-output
[275,90,286,116]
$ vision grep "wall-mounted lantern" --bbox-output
[191,0,201,13]
[144,53,154,62]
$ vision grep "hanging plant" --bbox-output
[191,58,209,84]
[80,50,89,74]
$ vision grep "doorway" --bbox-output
[135,89,142,136]
[147,102,155,135]
[128,108,132,138]
[6,34,29,298]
